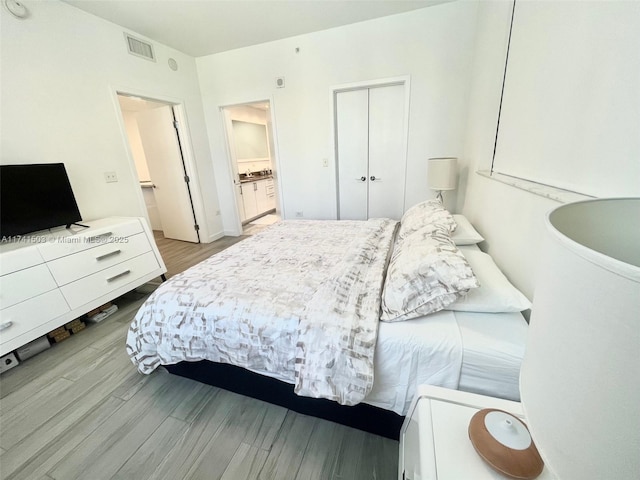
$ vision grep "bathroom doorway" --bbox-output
[221,101,281,233]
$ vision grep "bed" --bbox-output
[126,202,531,439]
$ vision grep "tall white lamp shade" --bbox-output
[427,157,457,201]
[520,198,640,479]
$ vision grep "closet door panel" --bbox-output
[368,84,406,220]
[336,89,369,220]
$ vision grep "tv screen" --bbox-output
[0,163,83,238]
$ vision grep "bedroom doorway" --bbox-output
[221,101,281,233]
[117,94,201,243]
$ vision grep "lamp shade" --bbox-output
[520,198,640,480]
[427,157,458,191]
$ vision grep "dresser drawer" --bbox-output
[60,252,160,310]
[0,290,70,346]
[0,264,58,310]
[0,246,44,275]
[46,232,152,286]
[38,218,144,261]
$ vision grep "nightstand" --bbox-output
[399,385,556,480]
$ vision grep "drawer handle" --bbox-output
[88,232,113,242]
[0,321,13,331]
[96,249,121,261]
[106,270,131,283]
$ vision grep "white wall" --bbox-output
[459,0,638,301]
[121,112,151,182]
[0,0,222,240]
[492,1,640,197]
[227,105,268,125]
[196,2,479,232]
[6,1,629,297]
[121,110,164,230]
[459,1,563,301]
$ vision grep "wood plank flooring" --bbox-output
[152,231,248,279]
[0,233,399,480]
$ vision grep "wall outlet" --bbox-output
[295,211,303,217]
[104,171,118,183]
[322,158,329,167]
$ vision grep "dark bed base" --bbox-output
[165,360,404,440]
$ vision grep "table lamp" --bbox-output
[427,157,457,202]
[519,197,640,479]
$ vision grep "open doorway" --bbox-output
[222,101,280,233]
[117,94,201,243]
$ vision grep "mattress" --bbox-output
[452,244,528,401]
[365,309,527,415]
[367,310,463,416]
[456,310,528,401]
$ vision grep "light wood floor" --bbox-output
[0,234,399,480]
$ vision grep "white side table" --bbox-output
[399,385,556,480]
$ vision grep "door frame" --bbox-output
[330,75,411,219]
[219,97,283,235]
[111,87,209,242]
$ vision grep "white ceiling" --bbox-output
[61,0,450,57]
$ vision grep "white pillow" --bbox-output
[398,200,456,241]
[446,249,531,313]
[451,214,484,245]
[381,226,479,322]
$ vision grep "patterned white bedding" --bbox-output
[127,219,398,406]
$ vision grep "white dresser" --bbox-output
[0,217,166,356]
[399,385,556,480]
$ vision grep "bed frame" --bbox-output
[166,360,404,440]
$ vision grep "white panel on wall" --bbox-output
[492,1,640,197]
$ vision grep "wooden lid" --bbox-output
[468,408,544,479]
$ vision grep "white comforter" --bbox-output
[127,219,396,405]
[126,219,463,412]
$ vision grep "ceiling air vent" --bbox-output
[124,33,156,62]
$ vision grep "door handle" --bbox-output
[87,232,113,242]
[95,249,122,261]
[106,270,131,283]
[0,321,13,331]
[370,176,379,181]
[358,176,366,182]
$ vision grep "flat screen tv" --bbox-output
[1,163,83,238]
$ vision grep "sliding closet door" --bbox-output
[336,83,406,220]
[368,84,406,219]
[336,89,369,220]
